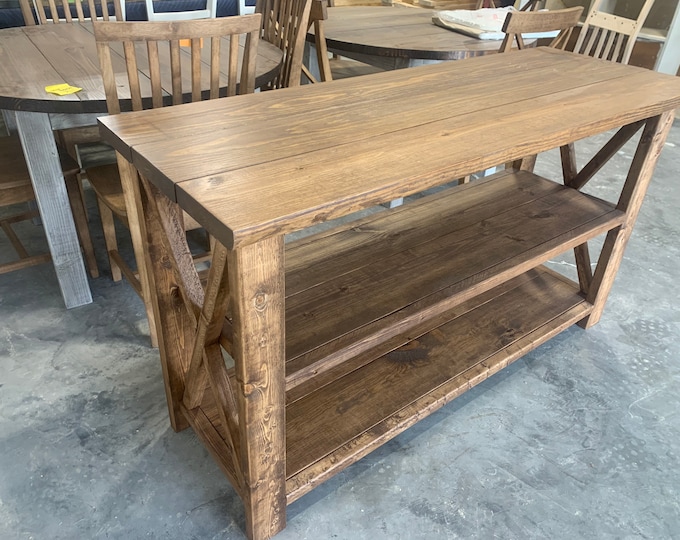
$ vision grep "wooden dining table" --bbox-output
[0,21,282,308]
[307,5,510,70]
[98,48,680,539]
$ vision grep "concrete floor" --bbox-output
[1,118,680,540]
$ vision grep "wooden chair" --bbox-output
[499,6,583,52]
[573,0,656,65]
[0,135,97,276]
[302,0,383,83]
[20,0,124,25]
[258,0,313,88]
[495,6,582,176]
[303,0,332,82]
[84,15,261,346]
[144,0,216,21]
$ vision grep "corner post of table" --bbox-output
[228,236,287,540]
[14,110,92,308]
[580,110,676,329]
[116,152,159,347]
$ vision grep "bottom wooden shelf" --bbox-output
[190,265,592,504]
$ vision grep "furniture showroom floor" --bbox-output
[2,118,680,539]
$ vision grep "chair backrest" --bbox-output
[257,0,313,88]
[302,0,332,83]
[20,0,124,25]
[144,0,217,21]
[499,6,583,52]
[573,0,656,64]
[93,15,262,115]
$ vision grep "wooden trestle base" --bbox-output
[130,108,675,540]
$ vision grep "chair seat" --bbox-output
[0,134,95,276]
[1,135,80,205]
[86,162,204,230]
[87,163,128,217]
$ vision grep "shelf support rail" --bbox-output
[558,111,675,327]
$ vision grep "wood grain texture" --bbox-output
[281,171,624,378]
[138,178,193,431]
[103,46,589,162]
[15,111,92,308]
[102,46,680,540]
[228,237,287,540]
[0,22,282,114]
[104,50,679,224]
[283,266,592,501]
[580,110,676,328]
[499,7,582,52]
[162,57,680,248]
[310,5,503,60]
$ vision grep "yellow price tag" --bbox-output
[179,38,204,48]
[45,83,82,96]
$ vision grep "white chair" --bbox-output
[239,0,255,14]
[144,0,217,20]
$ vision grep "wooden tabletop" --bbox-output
[0,22,283,114]
[309,5,506,61]
[98,48,680,249]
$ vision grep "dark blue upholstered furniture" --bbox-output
[0,0,255,28]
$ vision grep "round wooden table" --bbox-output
[315,5,506,70]
[0,22,282,308]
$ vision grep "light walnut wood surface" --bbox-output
[101,48,680,540]
[101,48,680,249]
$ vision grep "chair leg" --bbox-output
[97,197,122,282]
[64,172,99,279]
[0,210,52,275]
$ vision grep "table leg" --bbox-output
[580,111,675,328]
[14,110,92,308]
[228,237,287,540]
[139,176,287,539]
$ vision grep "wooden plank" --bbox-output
[125,50,625,188]
[287,297,591,503]
[15,111,92,308]
[284,175,608,343]
[100,47,623,160]
[180,402,245,498]
[169,67,680,249]
[0,28,79,110]
[285,267,545,404]
[282,172,624,379]
[22,23,110,105]
[138,178,194,431]
[284,171,562,296]
[228,237,287,540]
[581,110,676,328]
[284,267,588,480]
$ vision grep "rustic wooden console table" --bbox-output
[98,48,680,540]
